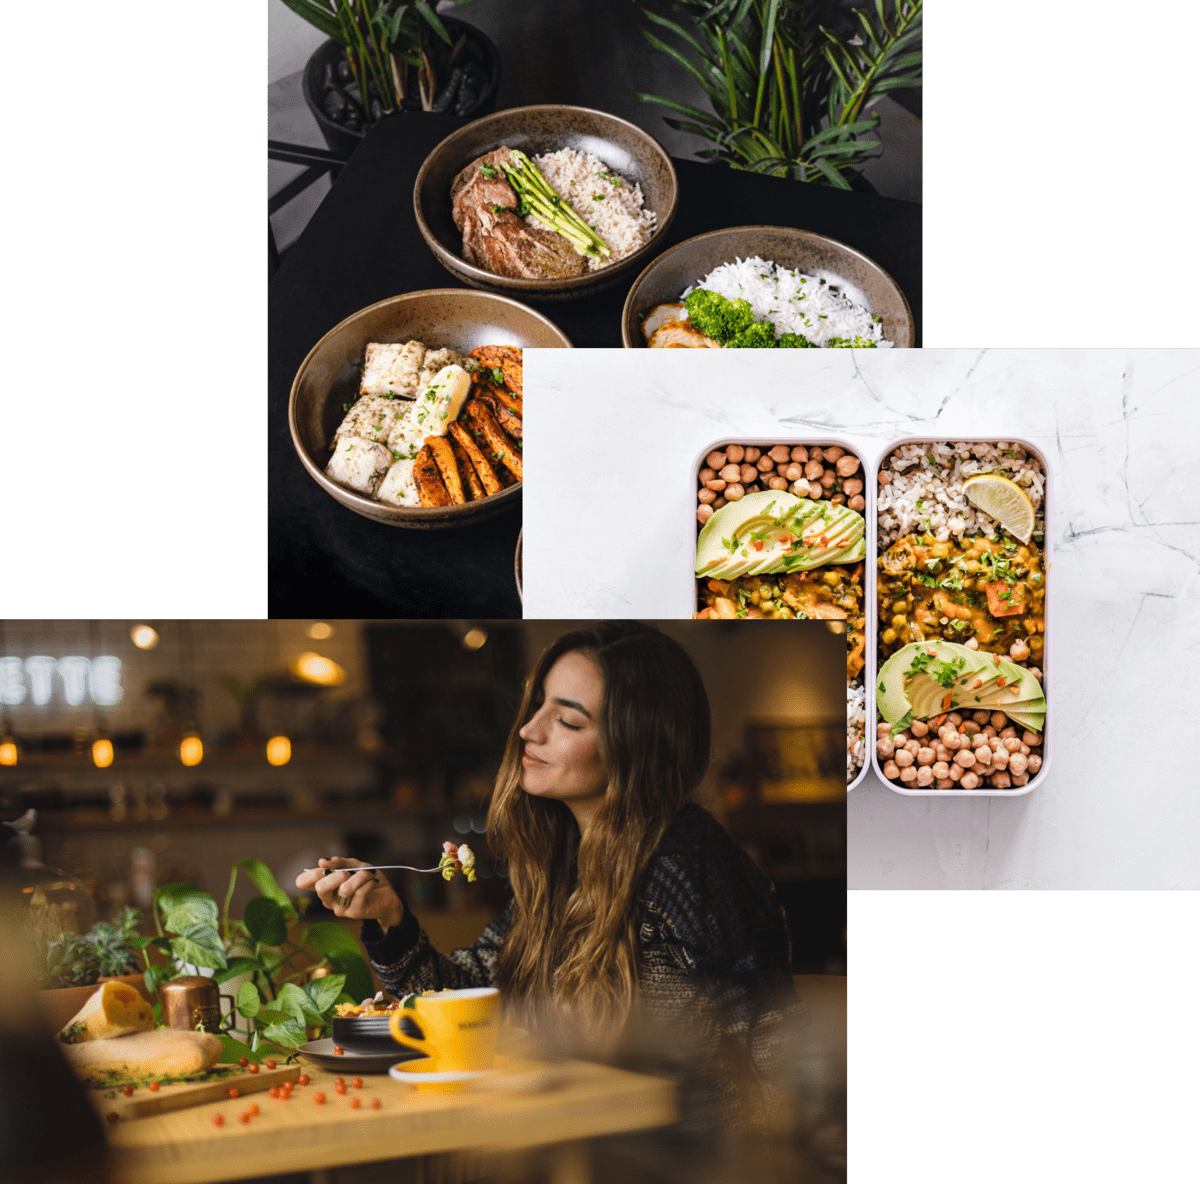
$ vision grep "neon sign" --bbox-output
[0,656,123,707]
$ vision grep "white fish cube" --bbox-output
[410,365,471,438]
[375,459,419,507]
[334,395,409,444]
[360,341,426,398]
[417,348,469,394]
[325,436,392,496]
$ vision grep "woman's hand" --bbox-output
[294,858,403,931]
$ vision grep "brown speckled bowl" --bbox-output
[289,290,570,529]
[414,105,678,302]
[620,226,914,348]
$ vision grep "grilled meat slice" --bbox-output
[469,345,523,399]
[413,445,453,508]
[464,398,522,482]
[451,437,485,501]
[426,436,466,505]
[449,421,503,496]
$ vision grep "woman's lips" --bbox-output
[521,750,548,767]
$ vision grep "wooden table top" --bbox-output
[105,1057,677,1184]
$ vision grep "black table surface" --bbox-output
[269,113,921,618]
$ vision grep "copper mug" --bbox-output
[161,975,234,1033]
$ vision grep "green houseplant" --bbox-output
[635,0,921,188]
[133,859,374,1063]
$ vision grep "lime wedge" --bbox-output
[962,474,1035,542]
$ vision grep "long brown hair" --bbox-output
[487,622,711,1046]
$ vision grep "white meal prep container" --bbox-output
[689,436,874,792]
[869,436,1053,797]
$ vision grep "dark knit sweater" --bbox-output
[361,804,797,1104]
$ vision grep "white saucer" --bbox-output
[388,1060,494,1085]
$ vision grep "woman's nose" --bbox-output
[519,706,545,742]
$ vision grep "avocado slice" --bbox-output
[876,642,987,726]
[695,492,865,579]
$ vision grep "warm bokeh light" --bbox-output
[291,652,345,686]
[179,734,204,767]
[462,628,488,651]
[266,735,292,766]
[307,622,334,640]
[0,740,16,766]
[130,625,159,649]
[92,738,114,768]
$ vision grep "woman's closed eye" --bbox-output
[557,717,583,731]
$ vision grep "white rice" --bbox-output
[527,149,656,272]
[847,680,866,781]
[877,441,1046,547]
[682,256,891,347]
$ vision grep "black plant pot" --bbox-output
[302,19,501,159]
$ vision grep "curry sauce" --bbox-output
[877,534,1045,660]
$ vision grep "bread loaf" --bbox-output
[62,1028,223,1079]
[60,980,155,1043]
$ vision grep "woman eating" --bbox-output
[295,621,798,1114]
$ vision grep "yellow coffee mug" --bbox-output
[388,987,500,1072]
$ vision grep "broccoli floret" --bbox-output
[728,321,779,349]
[826,335,878,348]
[683,289,756,344]
[776,332,815,348]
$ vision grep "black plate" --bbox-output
[298,1037,422,1074]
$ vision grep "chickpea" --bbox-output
[705,478,726,492]
[1009,638,1030,662]
[831,493,847,505]
[768,476,788,490]
[916,766,934,787]
[698,488,716,505]
[891,614,906,630]
[894,749,914,768]
[740,464,758,484]
[932,761,950,779]
[785,463,803,482]
[905,739,921,756]
[1009,753,1028,776]
[835,455,860,477]
[809,447,824,462]
[790,446,808,462]
[972,710,990,726]
[962,721,981,735]
[916,747,935,766]
[725,483,745,501]
[1003,738,1020,754]
[1000,727,1017,739]
[878,470,892,485]
[964,637,979,650]
[909,720,929,738]
[877,737,895,758]
[882,760,900,780]
[725,444,745,463]
[942,731,961,751]
[843,478,864,496]
[743,447,761,463]
[820,470,837,489]
[947,713,963,727]
[953,750,976,769]
[877,723,892,738]
[935,778,955,790]
[712,496,726,510]
[959,772,980,790]
[706,451,726,469]
[1022,731,1042,747]
[983,726,997,739]
[720,464,741,482]
[754,455,772,473]
[823,446,844,462]
[990,712,1008,730]
[882,628,898,645]
[698,468,715,485]
[849,494,867,511]
[768,444,790,463]
[804,460,823,481]
[1018,743,1030,756]
[974,746,992,767]
[899,765,917,783]
[696,505,713,525]
[806,482,824,499]
[935,745,951,763]
[892,732,909,745]
[989,770,1012,788]
[1027,754,1042,774]
[1010,771,1029,787]
[1029,667,1043,682]
[948,763,963,781]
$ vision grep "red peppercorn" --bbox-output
[297,1074,310,1086]
[334,1046,344,1055]
[265,1058,277,1070]
[314,1092,326,1105]
[350,1097,361,1109]
[239,1112,252,1125]
[121,1085,134,1097]
[212,1114,225,1127]
[268,1087,280,1099]
[335,1083,346,1096]
[238,1057,249,1068]
[247,1063,260,1075]
[148,1081,161,1092]
[227,1087,240,1100]
[352,1077,363,1089]
[371,1098,381,1110]
[248,1103,260,1117]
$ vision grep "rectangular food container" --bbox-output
[869,436,1053,797]
[688,436,874,792]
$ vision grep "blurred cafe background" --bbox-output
[1,618,846,1183]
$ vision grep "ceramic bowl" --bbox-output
[414,104,679,302]
[289,289,570,529]
[620,226,915,348]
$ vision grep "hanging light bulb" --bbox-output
[131,625,159,649]
[266,735,291,766]
[179,732,204,767]
[307,622,334,640]
[290,652,345,686]
[92,737,114,768]
[0,736,17,766]
[462,628,488,651]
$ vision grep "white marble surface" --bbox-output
[524,348,1200,888]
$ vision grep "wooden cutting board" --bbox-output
[89,1063,301,1123]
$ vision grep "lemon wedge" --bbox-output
[962,474,1035,542]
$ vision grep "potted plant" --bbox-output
[278,1,502,157]
[35,908,150,1031]
[634,0,921,189]
[133,858,375,1063]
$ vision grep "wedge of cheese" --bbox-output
[63,1028,223,1080]
[60,981,155,1043]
